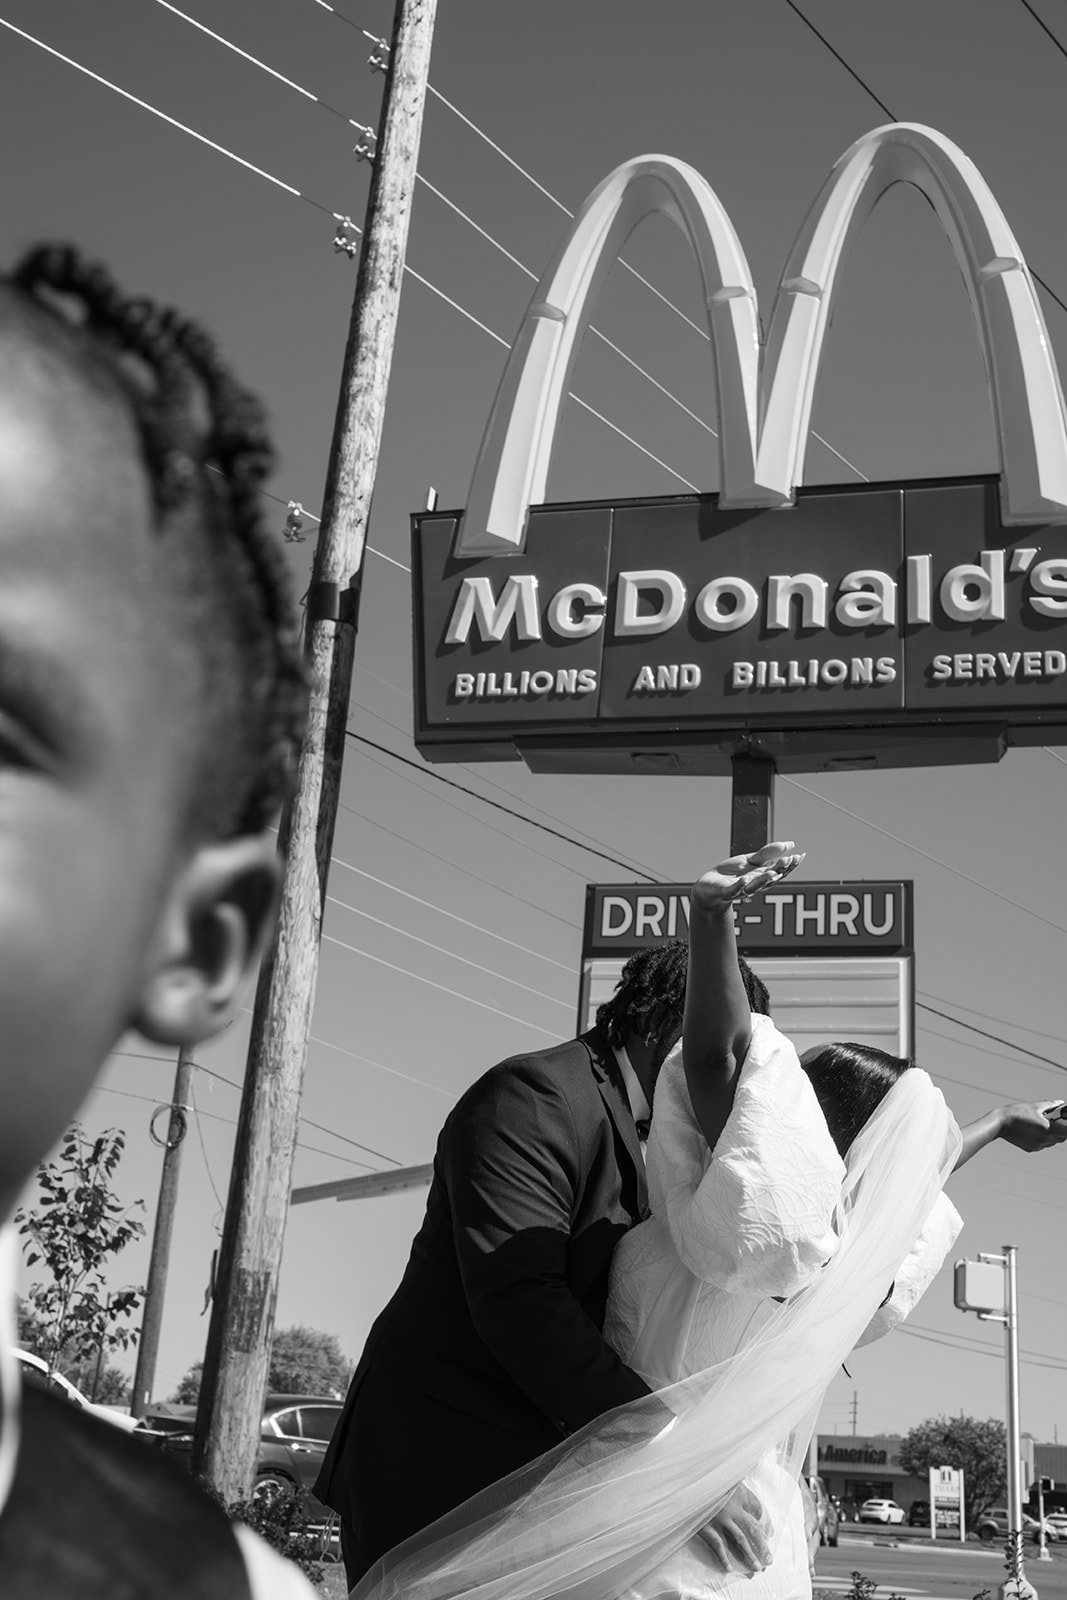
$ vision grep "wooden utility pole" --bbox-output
[192,0,438,1501]
[130,1042,196,1419]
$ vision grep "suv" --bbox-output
[143,1394,342,1513]
[976,1508,1054,1542]
[807,1476,839,1547]
[908,1499,930,1528]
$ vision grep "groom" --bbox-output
[316,934,773,1587]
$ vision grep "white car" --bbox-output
[859,1498,905,1525]
[12,1348,141,1431]
[1044,1511,1067,1542]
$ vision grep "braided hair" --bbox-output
[6,244,307,839]
[596,939,771,1050]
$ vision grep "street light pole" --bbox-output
[1003,1247,1024,1566]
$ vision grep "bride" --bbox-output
[349,843,973,1600]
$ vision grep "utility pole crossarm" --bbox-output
[291,1165,433,1205]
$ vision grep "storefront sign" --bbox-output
[414,125,1067,775]
[930,1464,966,1540]
[415,481,1067,769]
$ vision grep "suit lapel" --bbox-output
[581,1029,648,1213]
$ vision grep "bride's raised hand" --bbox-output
[692,841,805,913]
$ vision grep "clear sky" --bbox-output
[4,0,1067,1444]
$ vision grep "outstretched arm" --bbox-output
[953,1100,1067,1170]
[683,843,804,1152]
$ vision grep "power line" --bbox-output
[321,929,562,1038]
[782,776,1067,938]
[302,1024,458,1100]
[1016,0,1067,65]
[324,890,572,1008]
[145,0,719,447]
[94,1083,383,1170]
[918,1023,1060,1085]
[347,693,665,888]
[3,18,696,493]
[781,0,1067,322]
[207,466,410,572]
[916,1000,1067,1076]
[0,17,316,208]
[110,1049,404,1165]
[346,730,661,879]
[899,1323,1067,1373]
[920,990,1067,1051]
[293,3,865,479]
[335,797,582,931]
[328,851,576,972]
[353,739,617,883]
[193,1062,403,1165]
[189,1077,226,1217]
[149,0,371,129]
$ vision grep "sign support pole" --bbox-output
[192,0,438,1504]
[729,754,776,855]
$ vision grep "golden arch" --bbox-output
[457,123,1067,556]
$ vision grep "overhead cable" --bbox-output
[346,730,662,879]
[321,930,562,1038]
[782,776,1067,937]
[2,16,696,490]
[324,891,572,1008]
[781,0,1067,321]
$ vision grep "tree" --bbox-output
[170,1327,350,1407]
[17,1295,132,1405]
[268,1325,351,1397]
[14,1124,146,1379]
[898,1414,1007,1527]
[172,1360,204,1404]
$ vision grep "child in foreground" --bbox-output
[0,243,316,1596]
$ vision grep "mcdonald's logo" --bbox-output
[458,122,1067,555]
[413,124,1067,775]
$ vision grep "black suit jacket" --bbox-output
[314,1027,653,1575]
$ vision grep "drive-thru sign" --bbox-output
[578,880,913,1057]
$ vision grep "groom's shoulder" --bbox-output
[462,1030,605,1114]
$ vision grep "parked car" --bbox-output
[859,1498,905,1525]
[907,1499,930,1528]
[12,1347,142,1432]
[145,1394,343,1514]
[976,1507,1056,1542]
[807,1476,839,1547]
[1044,1511,1067,1541]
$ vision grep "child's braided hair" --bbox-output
[8,243,308,837]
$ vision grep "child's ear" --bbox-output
[133,836,280,1046]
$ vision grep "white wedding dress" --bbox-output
[351,1017,962,1600]
[603,1016,963,1600]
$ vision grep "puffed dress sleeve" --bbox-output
[646,1015,847,1299]
[853,1190,963,1347]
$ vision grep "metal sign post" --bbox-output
[955,1249,1037,1596]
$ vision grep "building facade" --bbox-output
[816,1436,925,1514]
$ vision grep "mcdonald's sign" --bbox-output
[413,124,1067,774]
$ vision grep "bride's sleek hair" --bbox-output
[801,1042,914,1157]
